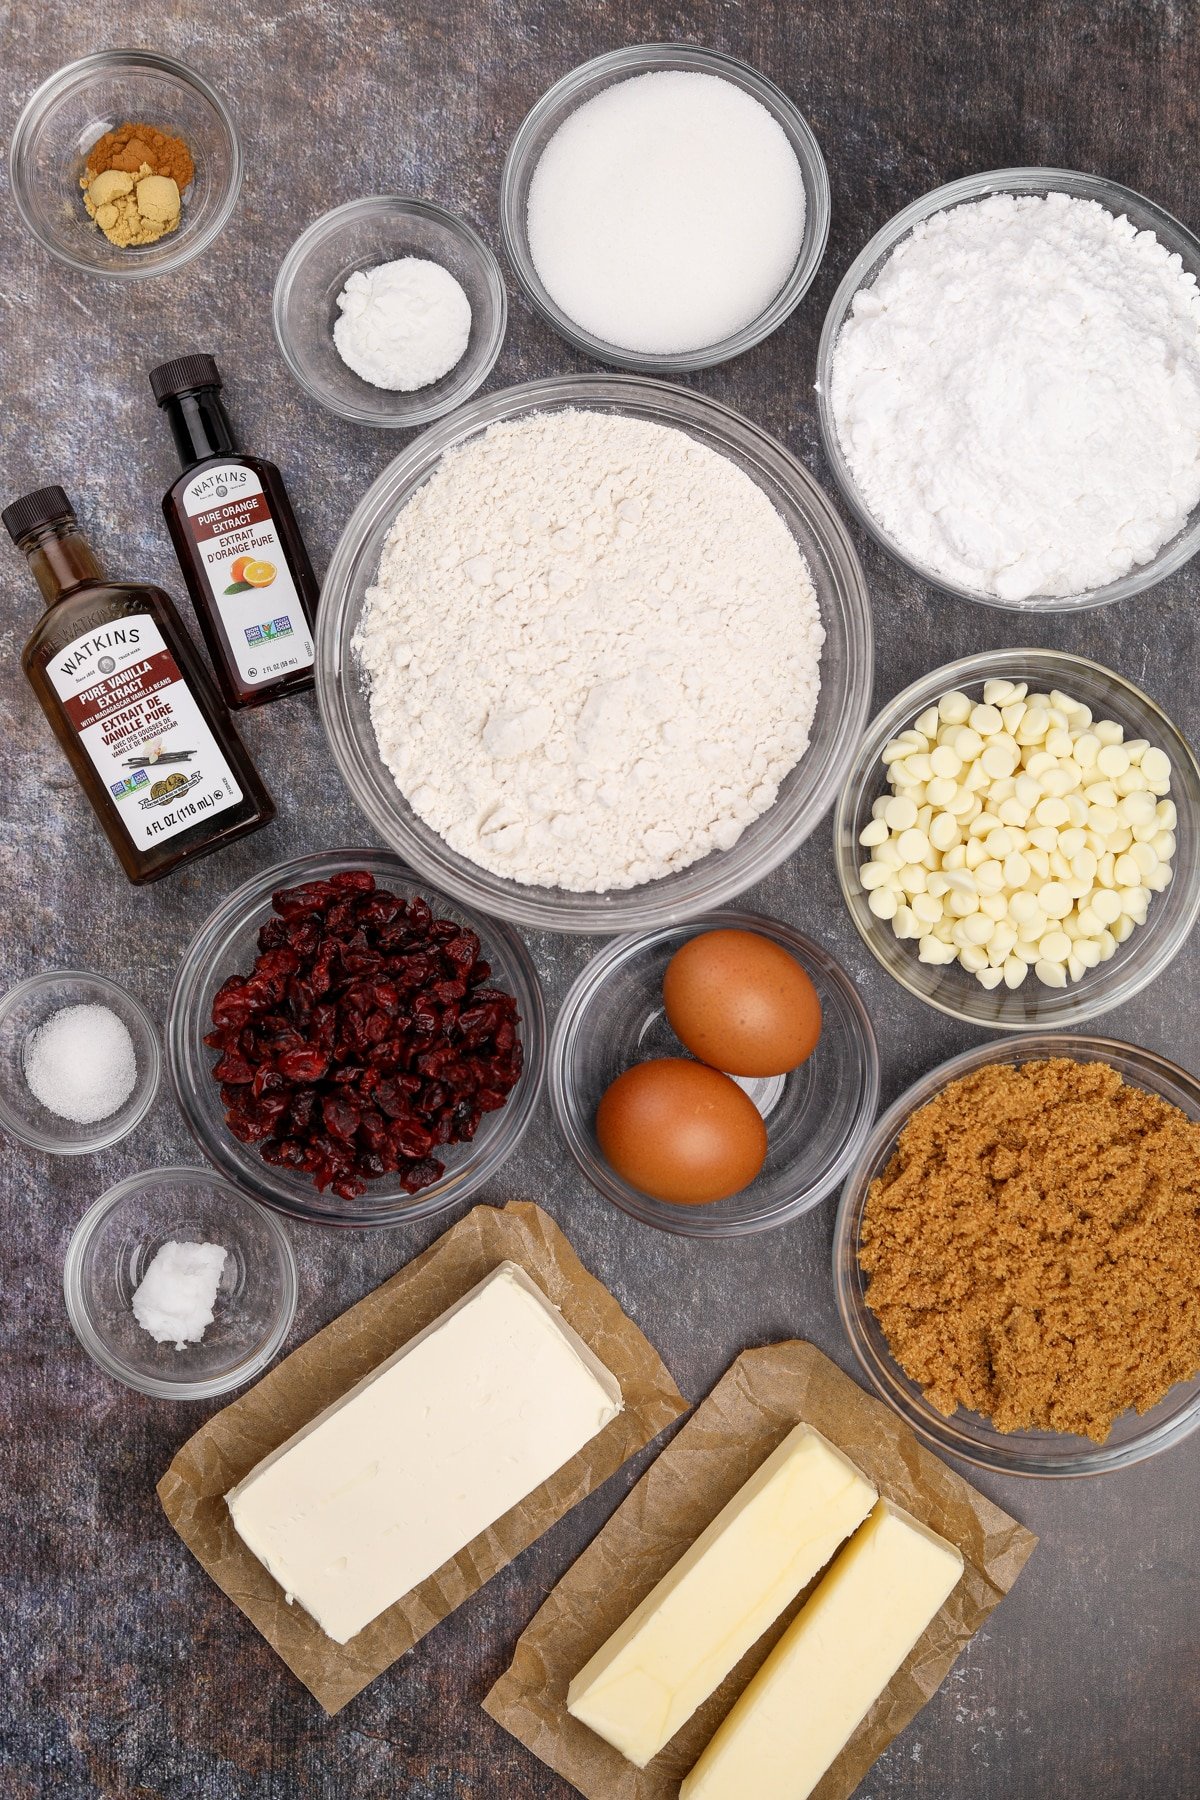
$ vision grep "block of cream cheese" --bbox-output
[566,1423,876,1767]
[680,1499,964,1800]
[226,1261,622,1644]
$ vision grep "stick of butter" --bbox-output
[226,1261,622,1644]
[566,1424,877,1767]
[680,1499,964,1800]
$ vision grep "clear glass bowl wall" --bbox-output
[9,50,241,280]
[833,648,1200,1030]
[833,1035,1200,1476]
[316,374,874,934]
[549,913,880,1237]
[499,42,831,373]
[167,849,546,1228]
[816,167,1200,610]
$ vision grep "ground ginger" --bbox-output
[860,1058,1200,1441]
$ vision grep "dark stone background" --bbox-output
[3,1,1199,1795]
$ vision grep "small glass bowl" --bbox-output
[834,1035,1200,1476]
[0,970,161,1155]
[9,50,241,281]
[316,374,873,935]
[549,912,879,1237]
[833,648,1200,1030]
[64,1166,297,1400]
[273,197,508,428]
[500,43,830,372]
[816,167,1200,610]
[167,848,546,1228]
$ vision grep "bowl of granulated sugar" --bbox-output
[0,969,160,1154]
[501,44,830,371]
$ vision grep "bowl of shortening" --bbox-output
[834,648,1200,1030]
[272,196,508,428]
[549,913,879,1237]
[0,970,160,1154]
[9,50,241,281]
[63,1166,297,1400]
[166,848,546,1228]
[316,373,873,934]
[500,43,830,372]
[817,167,1200,610]
[833,1035,1200,1476]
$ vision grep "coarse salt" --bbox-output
[23,1001,137,1124]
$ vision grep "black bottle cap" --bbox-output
[149,353,223,406]
[2,485,75,545]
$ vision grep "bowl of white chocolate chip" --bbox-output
[834,648,1200,1028]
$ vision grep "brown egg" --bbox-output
[662,928,822,1077]
[595,1057,768,1206]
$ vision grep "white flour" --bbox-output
[357,410,822,892]
[830,192,1200,600]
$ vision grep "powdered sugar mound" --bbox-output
[356,410,823,892]
[830,191,1200,600]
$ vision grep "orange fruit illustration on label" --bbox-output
[242,559,277,588]
[230,554,253,583]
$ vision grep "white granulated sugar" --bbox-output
[830,191,1200,600]
[357,410,823,893]
[334,257,472,391]
[526,71,806,355]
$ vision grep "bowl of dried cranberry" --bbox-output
[166,850,546,1226]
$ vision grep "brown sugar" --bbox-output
[860,1058,1200,1442]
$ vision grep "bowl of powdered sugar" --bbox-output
[316,375,873,933]
[818,168,1200,610]
[0,969,160,1154]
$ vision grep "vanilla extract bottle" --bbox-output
[4,486,274,885]
[151,354,319,709]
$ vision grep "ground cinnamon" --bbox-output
[86,121,194,189]
[860,1058,1200,1442]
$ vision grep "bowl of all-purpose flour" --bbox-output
[273,197,507,428]
[64,1167,297,1399]
[818,168,1200,610]
[315,375,873,934]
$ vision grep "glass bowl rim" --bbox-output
[499,41,831,373]
[815,164,1200,611]
[832,1031,1200,1476]
[9,48,243,281]
[548,908,881,1237]
[0,968,162,1154]
[271,194,509,427]
[62,1162,299,1400]
[165,846,547,1228]
[314,370,875,935]
[832,646,1200,1029]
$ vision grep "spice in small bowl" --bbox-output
[80,120,194,247]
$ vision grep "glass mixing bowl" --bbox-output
[273,196,507,428]
[10,50,241,280]
[315,374,873,934]
[166,848,546,1228]
[0,970,160,1155]
[833,648,1200,1029]
[499,44,830,373]
[64,1165,297,1400]
[549,912,879,1236]
[834,1035,1200,1476]
[816,167,1200,611]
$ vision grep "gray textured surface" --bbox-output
[2,1,1199,1796]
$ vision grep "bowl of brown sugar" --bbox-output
[10,50,241,279]
[834,1035,1200,1476]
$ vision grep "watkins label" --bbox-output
[49,615,243,851]
[182,463,314,687]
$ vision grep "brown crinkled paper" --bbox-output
[157,1201,686,1715]
[485,1339,1037,1800]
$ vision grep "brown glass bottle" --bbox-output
[150,354,318,710]
[4,486,275,885]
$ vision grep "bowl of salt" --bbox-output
[0,969,160,1154]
